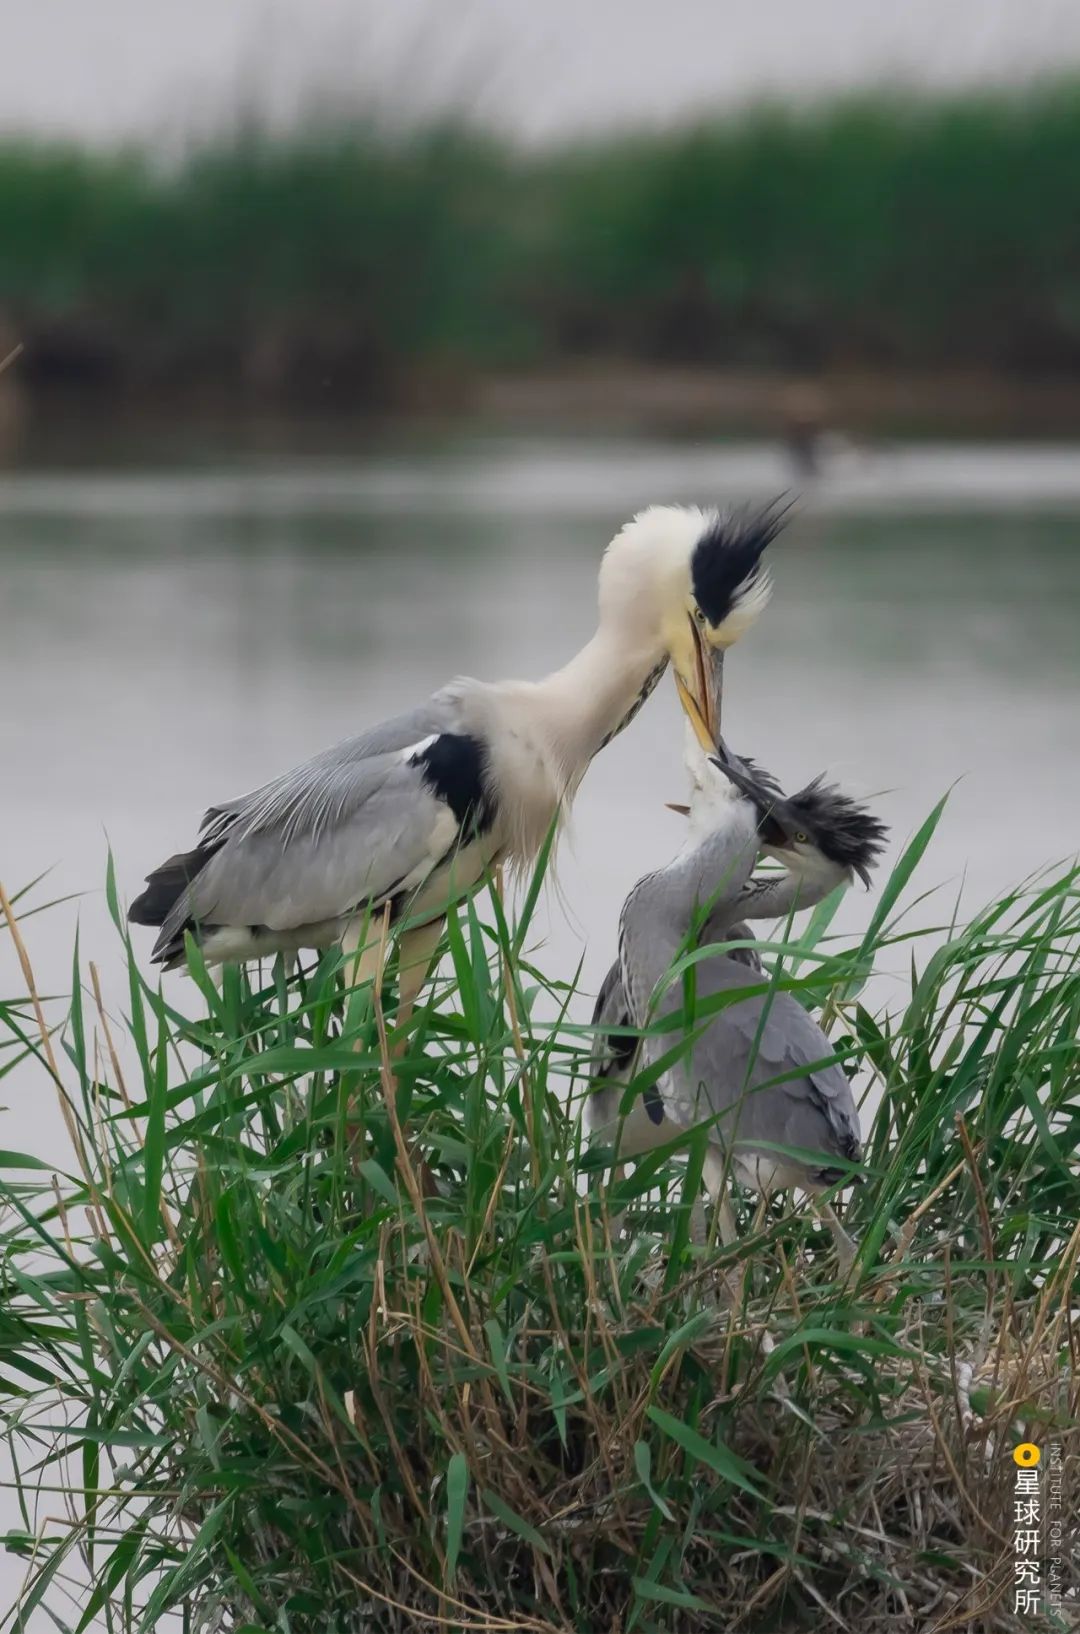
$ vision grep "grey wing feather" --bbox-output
[153,689,474,950]
[746,996,861,1168]
[164,751,457,943]
[697,915,762,970]
[589,958,635,1082]
[200,691,462,844]
[668,968,861,1174]
[585,956,674,1138]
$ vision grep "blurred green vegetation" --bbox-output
[2,81,1080,399]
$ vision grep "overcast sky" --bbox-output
[3,0,1080,145]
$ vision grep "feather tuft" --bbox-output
[789,777,889,879]
[690,500,788,642]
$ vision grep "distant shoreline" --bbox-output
[5,364,1080,459]
[470,365,1080,439]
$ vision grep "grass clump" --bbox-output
[1,827,1078,1632]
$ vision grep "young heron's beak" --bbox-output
[708,744,790,847]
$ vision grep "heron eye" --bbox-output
[794,831,808,844]
[693,605,707,627]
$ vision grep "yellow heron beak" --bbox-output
[674,614,723,753]
[673,670,716,755]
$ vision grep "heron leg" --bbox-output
[338,914,390,1170]
[385,917,445,1202]
[687,1197,710,1246]
[606,1162,628,1240]
[817,1199,859,1275]
[340,915,385,1007]
[394,917,445,1052]
[337,910,443,1200]
[702,1148,737,1241]
[702,1146,742,1303]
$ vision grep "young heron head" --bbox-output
[710,743,888,887]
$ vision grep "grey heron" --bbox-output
[129,503,780,1024]
[586,716,886,1267]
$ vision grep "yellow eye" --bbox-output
[693,604,707,626]
[794,831,808,844]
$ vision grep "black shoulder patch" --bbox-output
[690,503,786,627]
[643,1084,666,1126]
[605,1014,637,1073]
[413,733,497,836]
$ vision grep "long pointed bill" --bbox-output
[708,749,790,846]
[704,642,724,740]
[675,617,725,753]
[689,617,724,743]
[674,670,716,755]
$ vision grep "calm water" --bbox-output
[2,433,1080,1118]
[1,431,1079,1613]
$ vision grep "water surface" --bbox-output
[2,430,1079,1615]
[2,432,1079,1108]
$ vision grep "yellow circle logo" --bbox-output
[1013,1443,1040,1467]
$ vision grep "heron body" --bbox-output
[588,733,886,1260]
[132,681,569,969]
[130,505,781,986]
[645,953,862,1195]
[585,900,761,1164]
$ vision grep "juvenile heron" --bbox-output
[130,503,780,1022]
[586,720,886,1266]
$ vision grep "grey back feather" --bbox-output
[157,689,475,947]
[201,691,465,845]
[586,907,763,1136]
[654,957,861,1181]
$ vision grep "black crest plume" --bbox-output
[790,777,889,876]
[689,500,789,628]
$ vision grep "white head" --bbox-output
[597,503,779,738]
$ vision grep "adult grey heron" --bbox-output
[586,716,886,1266]
[129,503,780,1023]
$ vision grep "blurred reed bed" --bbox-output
[2,82,1080,402]
[1,814,1078,1631]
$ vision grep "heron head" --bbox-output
[709,746,888,887]
[599,502,782,743]
[775,778,889,887]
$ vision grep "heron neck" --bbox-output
[620,801,761,999]
[735,858,851,922]
[534,627,667,778]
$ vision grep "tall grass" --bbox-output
[4,81,1080,397]
[1,828,1078,1632]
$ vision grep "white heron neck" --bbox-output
[473,624,666,870]
[531,626,668,781]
